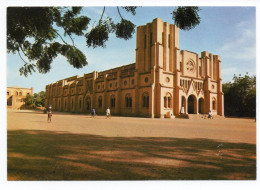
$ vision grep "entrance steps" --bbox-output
[188,114,225,120]
[176,114,225,120]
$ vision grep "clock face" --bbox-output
[186,60,195,72]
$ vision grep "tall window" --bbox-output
[164,93,172,108]
[212,98,216,110]
[98,96,102,108]
[162,32,164,45]
[79,98,82,109]
[125,94,132,108]
[144,34,146,48]
[86,96,91,111]
[164,97,167,108]
[110,95,116,108]
[150,33,153,46]
[142,92,149,108]
[7,91,9,96]
[168,34,170,48]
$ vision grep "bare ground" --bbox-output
[7,109,256,180]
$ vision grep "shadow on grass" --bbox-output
[7,130,256,180]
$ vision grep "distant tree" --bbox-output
[34,91,46,107]
[24,91,45,107]
[25,94,34,106]
[7,6,201,76]
[222,74,256,117]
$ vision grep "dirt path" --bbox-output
[8,109,256,144]
[7,109,256,180]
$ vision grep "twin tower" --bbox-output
[45,18,224,118]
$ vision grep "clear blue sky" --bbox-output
[6,6,256,93]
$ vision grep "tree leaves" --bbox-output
[7,6,202,77]
[172,7,201,31]
[115,19,135,40]
[85,20,110,48]
[223,74,256,117]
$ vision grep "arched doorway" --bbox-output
[86,96,91,112]
[198,98,204,114]
[188,95,197,114]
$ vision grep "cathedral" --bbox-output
[45,18,224,118]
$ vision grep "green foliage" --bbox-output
[115,19,135,40]
[8,6,201,77]
[25,91,45,107]
[7,7,90,76]
[223,74,256,117]
[85,19,114,48]
[172,7,201,30]
[25,94,34,106]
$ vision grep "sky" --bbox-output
[5,6,256,93]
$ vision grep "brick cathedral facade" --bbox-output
[45,18,224,118]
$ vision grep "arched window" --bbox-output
[86,96,91,111]
[110,95,116,108]
[79,98,82,109]
[164,97,167,108]
[15,91,18,96]
[168,97,171,108]
[125,94,132,108]
[212,98,216,110]
[98,96,102,108]
[19,92,22,96]
[164,93,172,108]
[142,92,149,108]
[7,91,10,96]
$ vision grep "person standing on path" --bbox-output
[47,108,53,122]
[106,107,111,119]
[91,108,96,118]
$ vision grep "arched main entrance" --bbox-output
[198,98,204,114]
[188,95,197,114]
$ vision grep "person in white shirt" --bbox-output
[106,107,111,119]
[180,106,185,115]
[208,110,213,119]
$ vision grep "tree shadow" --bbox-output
[7,130,256,180]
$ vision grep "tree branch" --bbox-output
[53,30,68,45]
[67,32,75,46]
[17,49,30,65]
[117,6,123,20]
[19,44,30,58]
[99,6,106,23]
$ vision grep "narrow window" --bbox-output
[162,32,164,45]
[98,96,102,108]
[164,97,167,108]
[144,34,146,48]
[150,33,153,46]
[168,34,170,48]
[168,97,171,108]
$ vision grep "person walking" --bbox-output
[106,107,111,119]
[208,110,213,119]
[47,108,53,122]
[91,108,96,118]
